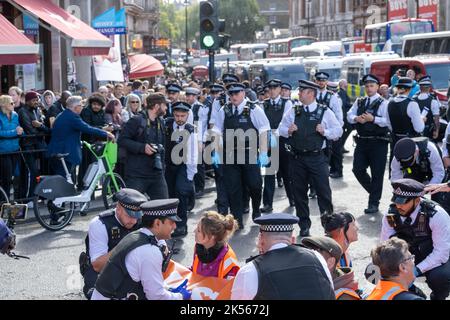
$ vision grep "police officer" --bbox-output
[91,199,192,300]
[206,84,229,215]
[80,188,147,299]
[381,179,450,300]
[413,75,441,141]
[231,213,335,300]
[347,74,390,214]
[211,83,271,229]
[279,80,343,237]
[165,83,182,119]
[256,86,266,105]
[164,102,198,238]
[391,137,445,186]
[118,93,169,200]
[260,79,293,213]
[387,77,425,148]
[281,83,292,99]
[185,87,208,198]
[315,73,344,179]
[209,74,239,128]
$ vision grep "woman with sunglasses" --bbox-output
[122,94,142,123]
[321,211,359,269]
[0,95,24,199]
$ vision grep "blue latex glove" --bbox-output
[269,132,278,149]
[211,151,221,169]
[257,152,270,168]
[168,279,192,300]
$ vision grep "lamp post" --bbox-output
[185,0,190,63]
[307,0,312,37]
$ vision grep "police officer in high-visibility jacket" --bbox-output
[381,179,450,300]
[367,237,425,300]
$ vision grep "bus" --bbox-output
[303,57,343,82]
[403,31,450,57]
[341,37,364,55]
[230,44,243,59]
[291,41,343,58]
[239,43,268,61]
[355,19,435,55]
[268,36,317,58]
[248,58,308,88]
[340,52,400,101]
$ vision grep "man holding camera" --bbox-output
[118,93,169,200]
[164,102,198,238]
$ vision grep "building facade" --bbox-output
[290,0,388,40]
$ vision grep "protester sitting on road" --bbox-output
[366,237,425,300]
[191,211,240,279]
[321,212,359,269]
[0,95,23,199]
[302,236,361,300]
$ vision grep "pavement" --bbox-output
[0,139,433,299]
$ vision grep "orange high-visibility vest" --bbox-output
[366,280,407,300]
[335,288,361,300]
[192,244,240,279]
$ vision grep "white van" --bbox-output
[291,41,343,58]
[303,57,343,82]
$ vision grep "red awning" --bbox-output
[129,54,164,79]
[0,13,38,65]
[9,0,112,56]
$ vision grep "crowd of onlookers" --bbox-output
[0,77,216,206]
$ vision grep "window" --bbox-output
[270,15,277,25]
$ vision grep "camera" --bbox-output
[151,144,165,171]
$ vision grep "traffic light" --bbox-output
[200,0,221,50]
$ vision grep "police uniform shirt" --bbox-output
[442,125,450,158]
[268,95,293,116]
[172,121,198,181]
[212,98,271,136]
[386,95,425,134]
[190,100,209,143]
[417,93,440,118]
[380,204,450,274]
[278,102,343,145]
[317,89,344,127]
[230,243,333,300]
[347,93,389,128]
[209,95,230,127]
[91,228,182,300]
[88,213,124,263]
[390,141,445,185]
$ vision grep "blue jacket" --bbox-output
[47,109,107,165]
[0,111,21,153]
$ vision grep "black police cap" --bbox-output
[394,138,417,162]
[265,79,282,87]
[254,213,299,233]
[395,77,414,88]
[315,72,330,81]
[113,188,148,218]
[281,83,292,90]
[166,83,182,93]
[141,199,181,222]
[209,84,225,93]
[418,75,432,86]
[362,74,380,85]
[222,74,240,84]
[172,101,191,112]
[298,80,320,91]
[227,83,246,94]
[391,179,425,204]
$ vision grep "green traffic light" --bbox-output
[202,35,215,48]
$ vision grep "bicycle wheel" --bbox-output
[102,173,126,210]
[33,197,76,231]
